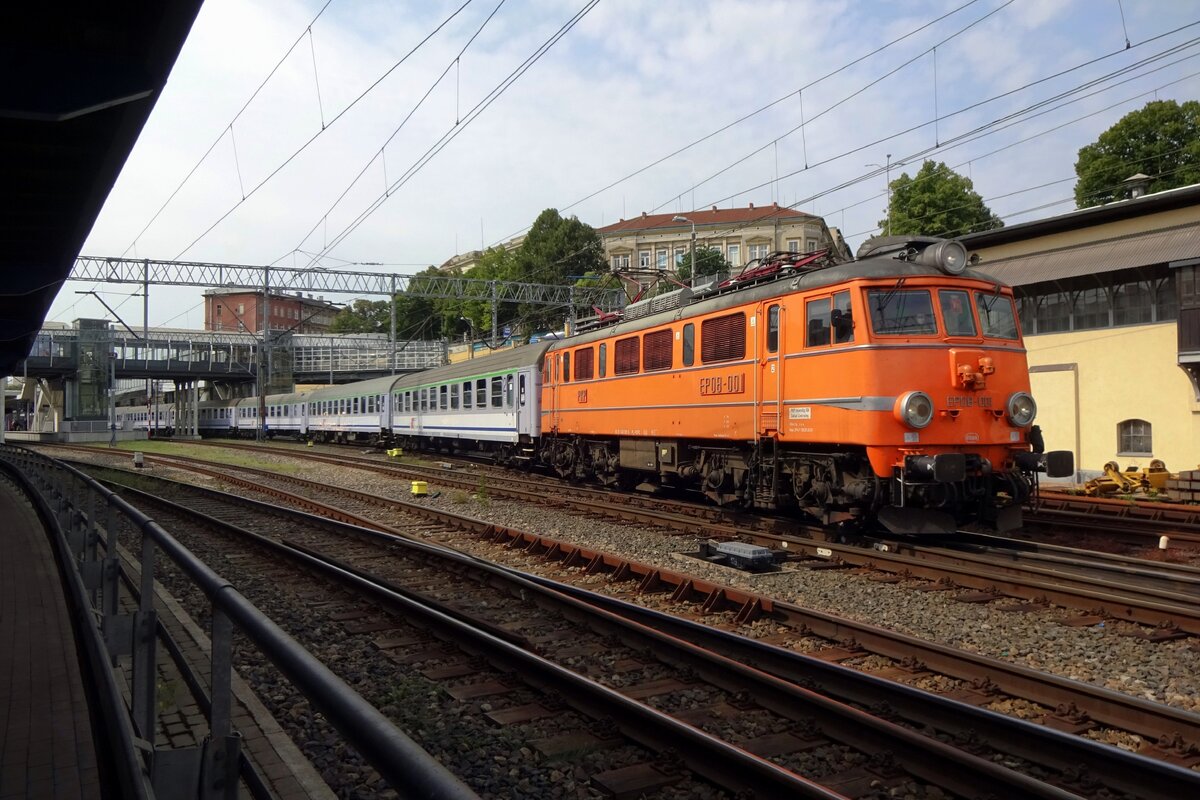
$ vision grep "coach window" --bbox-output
[563,351,571,382]
[451,384,459,410]
[353,397,360,414]
[505,375,514,407]
[519,374,527,406]
[474,379,485,406]
[832,290,855,344]
[462,381,473,409]
[682,323,694,366]
[615,336,640,374]
[701,313,746,363]
[491,376,503,407]
[439,385,448,410]
[366,395,375,414]
[767,305,780,353]
[643,329,673,371]
[598,343,607,377]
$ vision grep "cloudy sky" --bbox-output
[50,0,1200,329]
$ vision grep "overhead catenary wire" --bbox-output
[172,0,477,261]
[310,0,601,264]
[288,0,509,265]
[493,0,992,246]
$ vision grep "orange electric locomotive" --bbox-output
[538,236,1073,534]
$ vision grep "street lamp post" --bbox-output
[672,215,696,277]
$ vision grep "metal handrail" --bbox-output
[0,444,476,800]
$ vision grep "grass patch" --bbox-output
[95,440,301,474]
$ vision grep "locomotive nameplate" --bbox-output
[699,373,746,396]
[947,394,994,408]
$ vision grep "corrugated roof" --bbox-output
[971,222,1200,287]
[597,204,815,234]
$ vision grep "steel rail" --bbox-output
[108,473,1103,799]
[81,459,1200,761]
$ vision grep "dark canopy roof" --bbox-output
[0,3,202,375]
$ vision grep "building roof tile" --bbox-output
[596,204,816,234]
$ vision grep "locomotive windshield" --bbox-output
[975,291,1019,339]
[868,289,938,335]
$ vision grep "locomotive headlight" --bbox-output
[925,240,968,275]
[895,390,934,429]
[1006,391,1037,427]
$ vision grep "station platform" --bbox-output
[0,473,101,799]
[0,466,334,800]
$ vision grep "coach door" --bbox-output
[759,303,783,434]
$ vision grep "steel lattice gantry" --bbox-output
[72,256,626,309]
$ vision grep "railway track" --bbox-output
[90,463,1200,798]
[46,443,1200,637]
[61,449,1200,774]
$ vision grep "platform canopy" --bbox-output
[0,3,202,376]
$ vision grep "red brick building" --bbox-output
[203,289,339,333]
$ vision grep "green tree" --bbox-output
[328,299,389,333]
[675,246,730,281]
[511,209,605,336]
[1074,99,1200,207]
[882,160,1002,238]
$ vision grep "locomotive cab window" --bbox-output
[868,289,938,336]
[939,290,977,337]
[806,298,830,347]
[975,292,1020,339]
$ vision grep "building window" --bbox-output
[1113,282,1153,326]
[786,240,800,253]
[1157,278,1178,321]
[806,239,819,252]
[656,250,668,269]
[1072,287,1110,330]
[611,253,630,270]
[673,247,685,266]
[1035,292,1071,334]
[1117,418,1152,455]
[727,244,740,265]
[749,243,770,261]
[639,250,651,268]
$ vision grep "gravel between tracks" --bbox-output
[60,445,1200,721]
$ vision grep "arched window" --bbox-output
[1117,419,1152,455]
